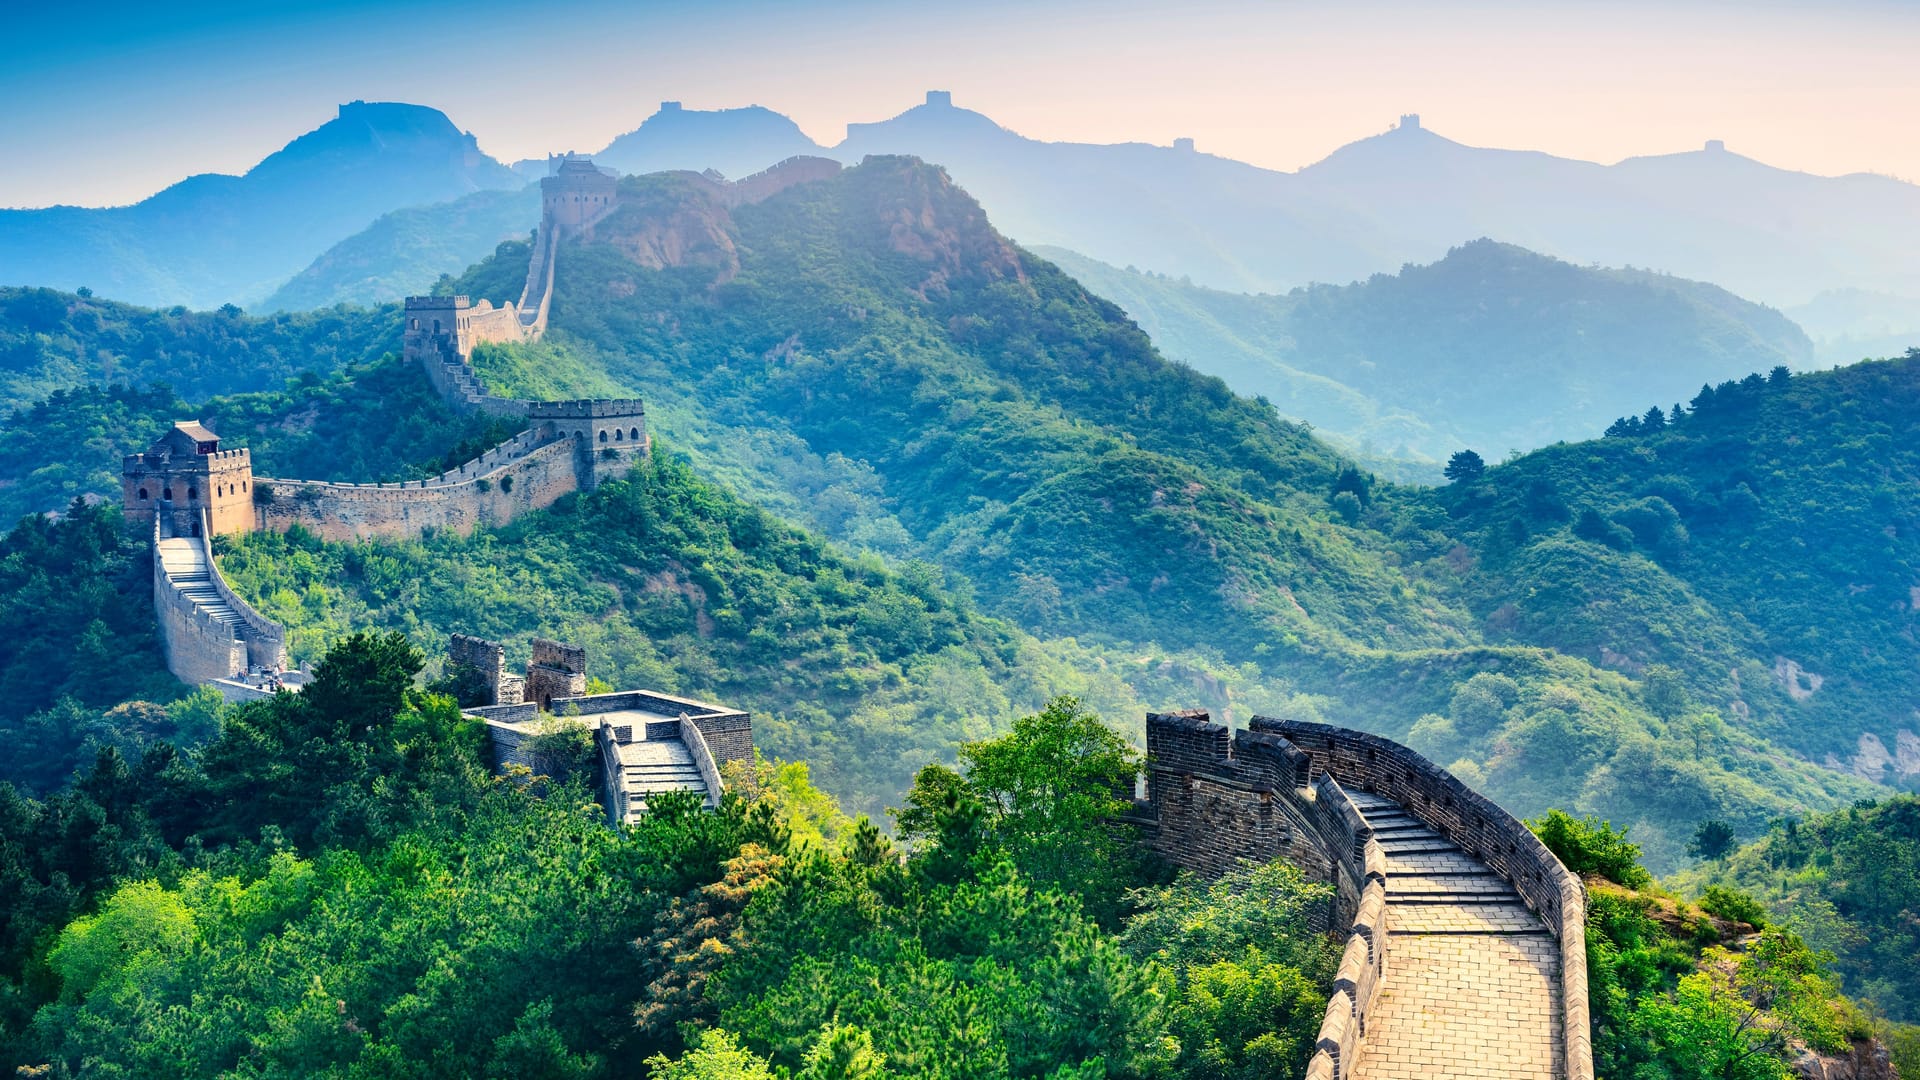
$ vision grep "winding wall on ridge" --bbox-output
[1139,711,1591,1080]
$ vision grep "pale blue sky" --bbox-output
[7,0,1917,208]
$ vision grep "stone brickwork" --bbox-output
[525,637,588,710]
[1141,712,1591,1080]
[447,633,521,706]
[256,436,581,541]
[123,422,258,538]
[1253,718,1592,1080]
[453,638,752,824]
[152,521,249,685]
[528,399,650,489]
[150,514,288,686]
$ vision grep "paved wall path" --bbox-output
[1346,789,1565,1079]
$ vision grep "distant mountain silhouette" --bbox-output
[1040,240,1813,469]
[205,94,1920,325]
[0,102,520,309]
[838,97,1920,310]
[589,102,825,179]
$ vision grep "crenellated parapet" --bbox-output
[1139,712,1591,1080]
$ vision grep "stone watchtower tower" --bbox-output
[403,295,476,369]
[528,399,650,489]
[524,638,588,711]
[122,421,256,538]
[541,158,618,230]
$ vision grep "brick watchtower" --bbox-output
[541,158,618,230]
[528,399,649,488]
[122,421,256,539]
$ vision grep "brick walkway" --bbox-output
[1346,792,1564,1080]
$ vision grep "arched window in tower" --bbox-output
[614,429,623,441]
[187,487,197,501]
[599,430,608,442]
[137,488,148,501]
[630,427,640,441]
[163,486,173,500]
[410,318,418,330]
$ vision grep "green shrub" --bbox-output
[1528,809,1651,887]
[1697,885,1768,929]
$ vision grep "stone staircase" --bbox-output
[157,538,246,638]
[1345,790,1565,1079]
[616,736,710,823]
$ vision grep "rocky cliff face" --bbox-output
[598,157,848,284]
[1792,1038,1897,1080]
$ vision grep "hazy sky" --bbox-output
[8,0,1918,208]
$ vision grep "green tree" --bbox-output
[1444,449,1486,483]
[1528,809,1650,887]
[1688,819,1738,861]
[646,1029,776,1080]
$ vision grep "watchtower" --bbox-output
[402,295,475,368]
[525,638,588,711]
[122,421,255,538]
[541,158,617,230]
[529,399,650,488]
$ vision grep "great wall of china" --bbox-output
[1140,711,1591,1080]
[112,150,1592,1073]
[124,156,638,692]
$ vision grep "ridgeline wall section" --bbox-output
[1139,711,1591,1080]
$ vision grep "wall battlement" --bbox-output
[529,399,648,420]
[1140,711,1591,1080]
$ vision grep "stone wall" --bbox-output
[525,637,588,709]
[448,633,520,706]
[151,519,247,684]
[1250,718,1593,1080]
[256,436,578,541]
[124,445,256,538]
[558,688,754,770]
[1142,710,1350,923]
[1141,711,1395,1076]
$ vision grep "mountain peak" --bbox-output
[592,101,823,179]
[841,92,1012,147]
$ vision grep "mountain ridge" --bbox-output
[0,102,521,309]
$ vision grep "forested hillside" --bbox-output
[1431,356,1920,785]
[214,450,1324,817]
[1672,795,1920,1026]
[410,156,1880,866]
[1,619,1352,1077]
[0,355,513,523]
[0,286,396,410]
[6,157,1914,869]
[262,185,541,312]
[1040,242,1813,470]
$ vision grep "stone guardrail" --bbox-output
[1306,775,1389,1080]
[1252,718,1593,1080]
[150,515,247,683]
[675,715,725,809]
[198,510,287,671]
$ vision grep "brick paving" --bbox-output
[1346,792,1564,1080]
